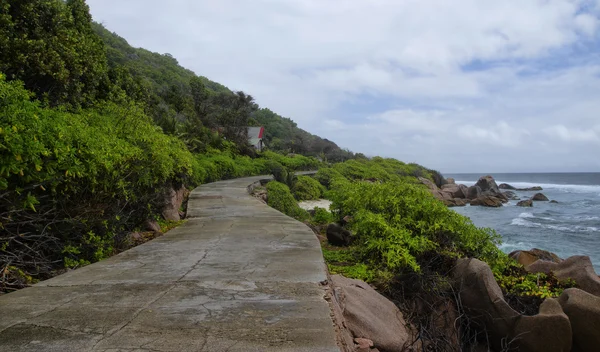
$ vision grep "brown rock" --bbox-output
[503,191,519,200]
[527,256,600,296]
[517,199,533,207]
[518,186,543,191]
[143,219,162,233]
[331,275,412,352]
[453,259,572,352]
[441,184,467,198]
[466,185,482,200]
[499,183,517,190]
[512,298,572,352]
[162,186,187,221]
[475,175,501,194]
[509,248,562,267]
[558,288,600,352]
[327,224,353,247]
[419,177,438,191]
[354,338,374,349]
[446,177,456,184]
[470,195,504,207]
[532,193,549,201]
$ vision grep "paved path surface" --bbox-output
[0,176,339,352]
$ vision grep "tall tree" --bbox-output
[0,0,108,109]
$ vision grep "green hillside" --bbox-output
[92,23,353,161]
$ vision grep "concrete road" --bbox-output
[0,176,339,352]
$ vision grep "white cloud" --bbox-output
[544,125,600,142]
[87,0,600,172]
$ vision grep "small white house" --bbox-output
[247,126,265,151]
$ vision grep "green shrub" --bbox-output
[0,76,196,289]
[315,167,344,188]
[311,207,333,225]
[261,150,321,171]
[292,175,325,201]
[266,181,308,220]
[328,180,503,273]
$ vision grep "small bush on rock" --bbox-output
[292,175,325,201]
[266,181,308,220]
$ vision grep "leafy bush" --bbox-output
[266,181,308,221]
[0,76,196,290]
[292,176,325,201]
[315,167,344,188]
[328,180,503,273]
[311,207,333,225]
[261,150,321,171]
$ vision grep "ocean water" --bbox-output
[444,173,600,270]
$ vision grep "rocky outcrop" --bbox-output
[446,178,456,184]
[327,223,353,247]
[558,288,600,352]
[509,248,562,267]
[470,195,504,207]
[532,193,549,201]
[444,198,469,207]
[527,256,600,297]
[441,183,466,198]
[418,177,438,191]
[503,191,519,200]
[475,175,500,194]
[330,275,412,352]
[500,183,544,191]
[499,183,516,190]
[517,199,533,207]
[143,219,162,233]
[466,185,482,199]
[453,258,572,352]
[162,186,187,221]
[519,186,544,191]
[550,200,559,204]
[420,175,510,207]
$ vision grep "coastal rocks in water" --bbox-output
[558,288,600,352]
[444,198,469,207]
[503,191,520,200]
[327,223,353,247]
[446,177,456,184]
[550,200,559,204]
[470,195,504,207]
[532,193,549,201]
[475,175,501,194]
[452,258,572,352]
[418,177,438,191]
[499,183,517,190]
[527,256,600,297]
[509,248,563,267]
[466,185,482,200]
[331,275,412,352]
[441,183,467,198]
[519,186,544,191]
[517,199,533,207]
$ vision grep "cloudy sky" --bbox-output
[88,0,600,173]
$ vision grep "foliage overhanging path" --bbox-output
[0,175,339,352]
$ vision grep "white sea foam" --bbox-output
[454,180,600,194]
[511,217,599,233]
[499,241,535,251]
[510,217,539,228]
[519,212,535,219]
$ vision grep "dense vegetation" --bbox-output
[92,23,354,160]
[0,0,326,292]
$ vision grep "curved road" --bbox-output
[0,176,339,352]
